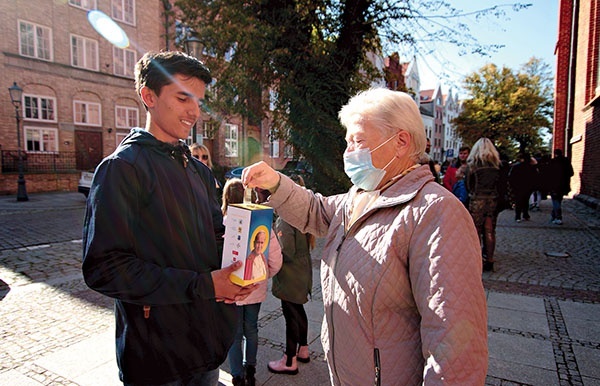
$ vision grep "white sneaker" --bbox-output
[555,219,563,225]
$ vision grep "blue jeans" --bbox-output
[228,303,261,377]
[123,368,219,386]
[551,193,564,220]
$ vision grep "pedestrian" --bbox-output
[82,50,255,386]
[191,142,223,194]
[508,152,538,222]
[242,88,488,385]
[547,149,574,225]
[221,178,282,386]
[465,138,502,272]
[452,164,469,207]
[424,137,441,184]
[443,145,470,191]
[268,174,315,375]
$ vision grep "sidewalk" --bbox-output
[0,193,599,385]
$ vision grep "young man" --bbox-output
[82,51,254,386]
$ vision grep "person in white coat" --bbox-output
[242,88,488,385]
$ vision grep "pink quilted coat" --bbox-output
[269,165,488,385]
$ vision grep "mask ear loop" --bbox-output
[370,133,398,153]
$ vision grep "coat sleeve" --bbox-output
[269,173,342,238]
[408,192,488,384]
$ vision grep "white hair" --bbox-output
[338,88,426,163]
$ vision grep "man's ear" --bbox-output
[140,86,155,108]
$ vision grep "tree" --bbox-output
[453,58,553,158]
[175,1,531,195]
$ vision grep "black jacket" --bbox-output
[82,129,236,384]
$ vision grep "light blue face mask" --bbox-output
[343,134,396,191]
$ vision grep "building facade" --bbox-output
[554,0,600,202]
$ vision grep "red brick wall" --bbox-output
[0,173,79,196]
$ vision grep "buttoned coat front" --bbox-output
[268,165,488,386]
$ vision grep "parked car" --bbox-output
[78,171,94,197]
[278,160,314,189]
[279,160,312,177]
[224,166,245,180]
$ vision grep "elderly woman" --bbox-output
[242,88,487,385]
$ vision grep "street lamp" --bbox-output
[184,33,203,60]
[8,82,28,202]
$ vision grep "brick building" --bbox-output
[0,1,290,196]
[554,0,600,203]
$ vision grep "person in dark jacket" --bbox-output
[465,138,501,272]
[82,51,255,386]
[547,149,574,225]
[268,174,315,375]
[508,153,538,222]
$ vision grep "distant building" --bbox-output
[554,0,600,202]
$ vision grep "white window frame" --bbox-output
[113,47,136,78]
[68,0,97,10]
[283,144,293,158]
[111,0,136,26]
[224,123,238,157]
[115,105,139,128]
[74,101,102,126]
[70,34,99,71]
[18,20,53,61]
[23,94,57,122]
[116,131,128,145]
[24,126,59,153]
[270,138,280,158]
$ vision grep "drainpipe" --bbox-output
[565,0,578,158]
[162,0,172,50]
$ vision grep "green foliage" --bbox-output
[174,0,531,194]
[453,58,553,159]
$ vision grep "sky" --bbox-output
[414,0,559,95]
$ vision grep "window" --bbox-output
[224,123,238,157]
[115,106,139,128]
[270,138,280,158]
[113,47,136,77]
[202,121,217,138]
[68,0,97,10]
[24,95,56,122]
[25,127,58,152]
[71,35,98,71]
[74,101,101,126]
[112,0,135,25]
[19,20,52,61]
[284,144,293,158]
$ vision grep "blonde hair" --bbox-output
[467,138,500,169]
[190,143,213,169]
[338,88,427,164]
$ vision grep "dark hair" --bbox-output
[135,51,212,106]
[459,146,470,152]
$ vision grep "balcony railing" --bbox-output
[1,150,77,173]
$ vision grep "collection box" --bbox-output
[222,203,274,286]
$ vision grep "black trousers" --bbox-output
[281,300,308,360]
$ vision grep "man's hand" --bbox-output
[211,261,257,304]
[241,161,281,192]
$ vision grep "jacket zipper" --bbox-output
[143,305,151,319]
[374,348,381,386]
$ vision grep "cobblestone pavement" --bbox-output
[0,192,599,385]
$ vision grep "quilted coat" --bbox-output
[268,165,488,385]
